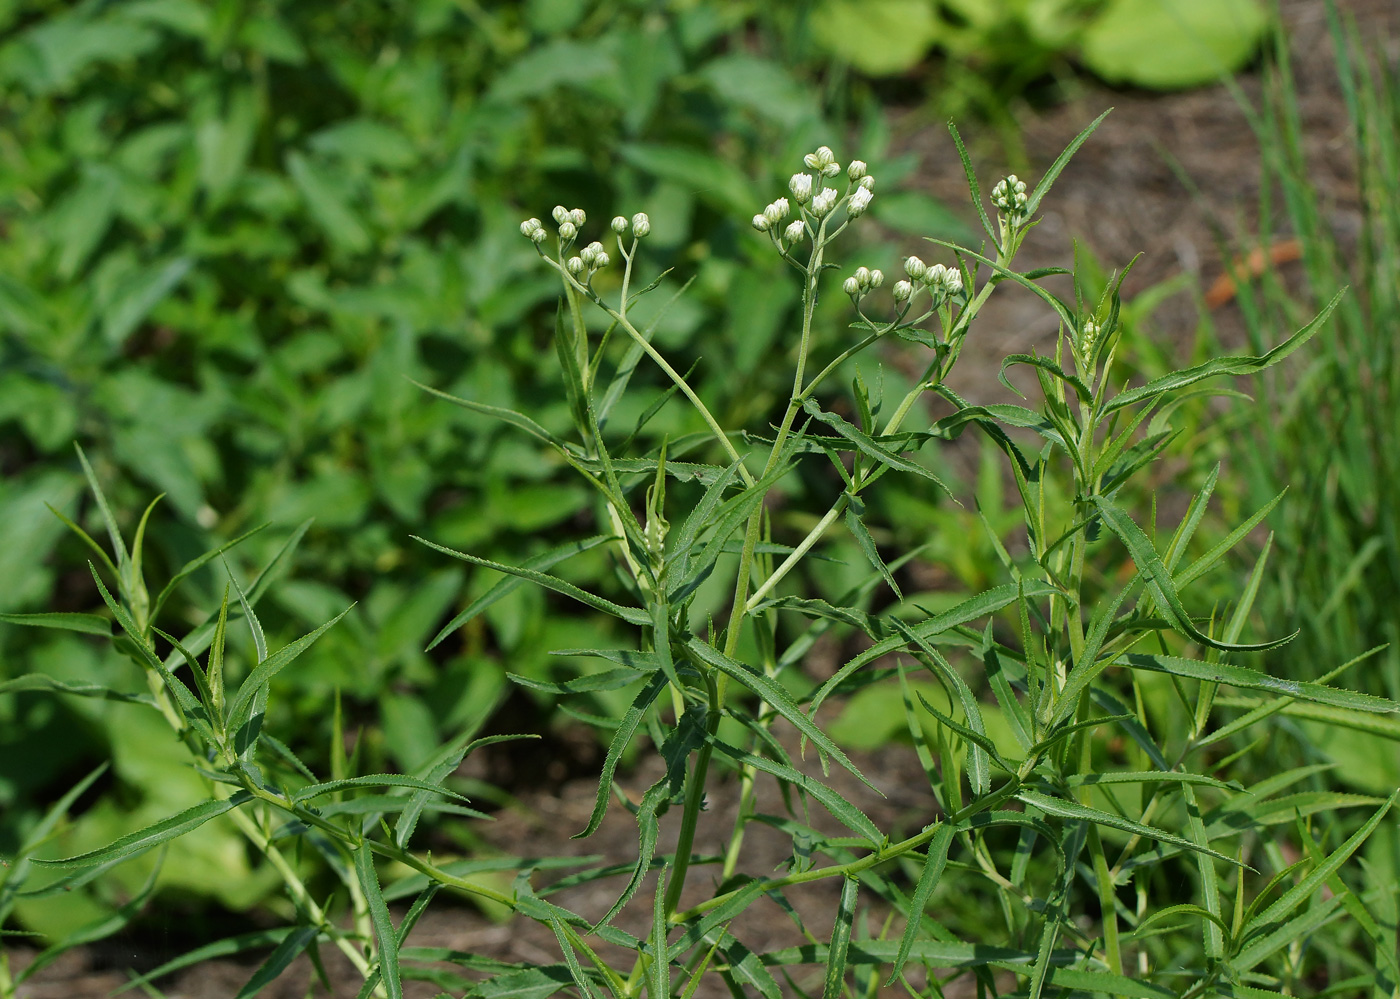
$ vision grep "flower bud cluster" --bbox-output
[991,175,1029,216]
[842,265,884,301]
[1080,318,1102,353]
[900,256,964,305]
[521,208,650,267]
[811,188,838,217]
[804,145,841,178]
[753,197,791,231]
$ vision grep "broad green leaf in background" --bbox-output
[809,0,941,76]
[1080,0,1268,89]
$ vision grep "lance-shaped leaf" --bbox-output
[1016,790,1240,866]
[412,378,570,449]
[821,876,859,999]
[32,793,251,869]
[510,667,651,695]
[811,581,1059,717]
[225,605,354,736]
[415,537,648,625]
[394,733,535,848]
[1025,108,1113,214]
[684,637,873,792]
[1117,653,1399,713]
[888,824,954,984]
[0,674,152,705]
[577,672,669,839]
[354,842,402,999]
[150,524,268,622]
[425,535,616,651]
[1092,496,1294,652]
[233,926,320,999]
[0,611,111,636]
[709,740,881,845]
[1100,289,1342,417]
[801,398,948,492]
[1237,792,1397,965]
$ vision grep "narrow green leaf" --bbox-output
[0,674,151,704]
[888,825,953,984]
[412,379,568,449]
[802,398,948,492]
[1240,793,1397,948]
[812,581,1059,717]
[1093,496,1294,651]
[1119,653,1399,713]
[226,605,353,735]
[948,120,998,244]
[32,794,249,869]
[709,740,882,845]
[0,612,110,636]
[1101,289,1343,416]
[292,774,469,804]
[845,494,901,600]
[821,876,858,999]
[1026,108,1113,214]
[1016,790,1240,866]
[414,537,648,626]
[510,667,649,695]
[685,637,874,793]
[355,842,402,999]
[577,673,668,839]
[233,926,319,999]
[650,865,670,999]
[395,733,534,848]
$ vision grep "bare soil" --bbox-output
[11,1,1397,995]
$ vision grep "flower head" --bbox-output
[848,185,873,217]
[847,160,867,181]
[904,256,928,281]
[811,188,838,217]
[631,213,651,237]
[569,208,587,226]
[558,220,578,241]
[565,255,585,277]
[752,214,772,232]
[552,205,570,225]
[783,220,805,243]
[893,280,914,302]
[789,173,813,204]
[611,215,629,234]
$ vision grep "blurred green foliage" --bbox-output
[0,0,975,922]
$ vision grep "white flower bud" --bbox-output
[944,269,963,295]
[869,269,884,288]
[893,280,913,302]
[847,160,867,181]
[843,276,861,297]
[763,201,785,224]
[925,263,947,287]
[557,220,577,240]
[611,215,629,234]
[580,241,605,266]
[520,218,542,237]
[752,214,771,232]
[569,208,586,226]
[822,162,841,178]
[565,256,585,276]
[529,227,547,244]
[854,266,871,287]
[904,256,927,281]
[631,213,651,237]
[789,173,813,203]
[859,175,874,191]
[811,188,838,216]
[552,205,570,224]
[783,220,805,243]
[593,250,610,268]
[848,185,873,217]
